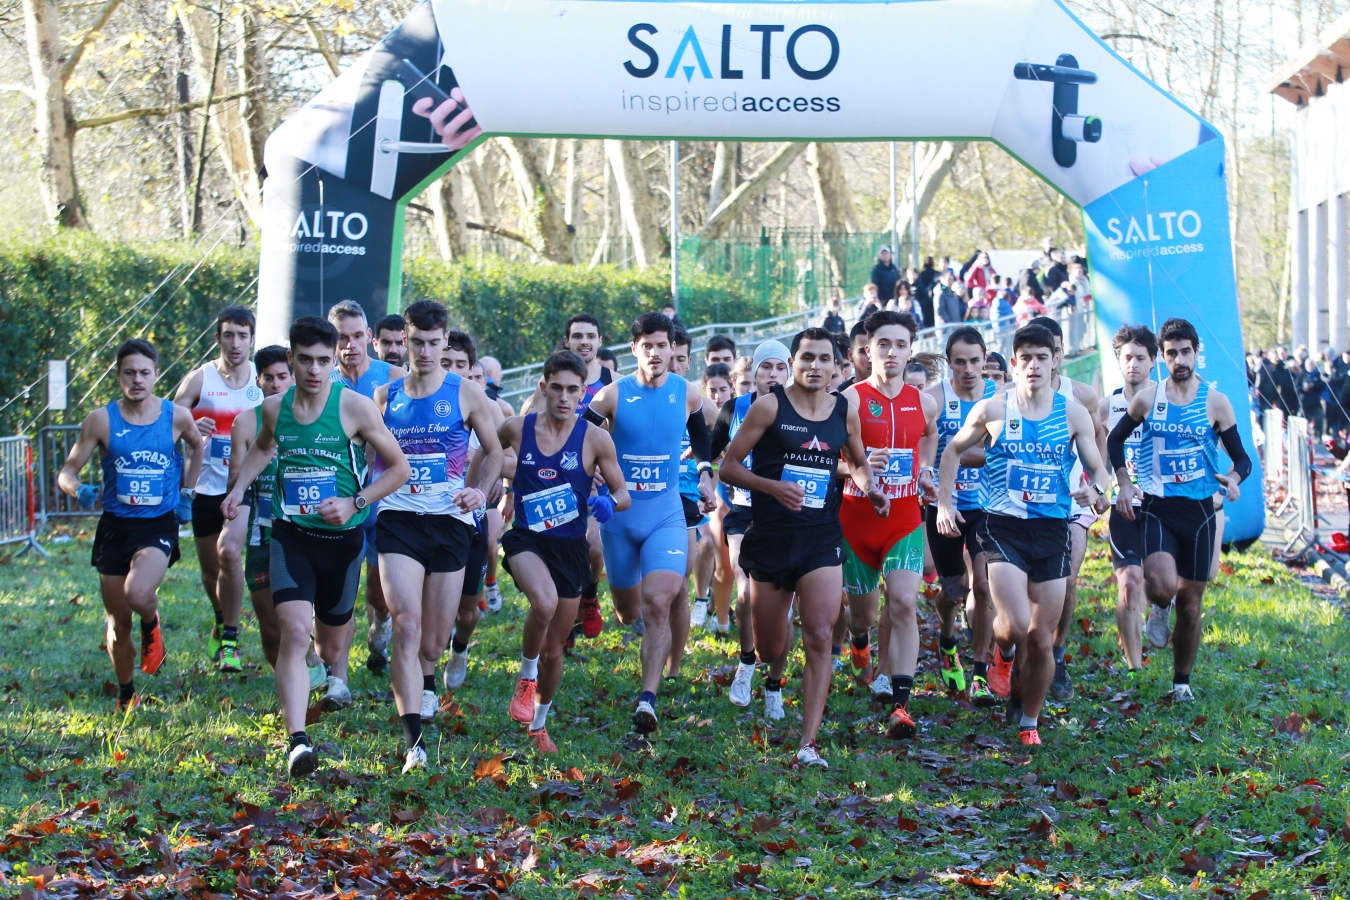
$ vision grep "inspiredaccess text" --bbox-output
[619,90,842,114]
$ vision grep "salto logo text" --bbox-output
[291,210,369,242]
[1105,210,1201,245]
[623,23,840,82]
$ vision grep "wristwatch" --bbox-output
[353,493,369,511]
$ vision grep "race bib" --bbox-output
[255,490,273,527]
[1008,461,1060,506]
[115,467,165,507]
[401,452,449,495]
[782,463,831,509]
[1159,447,1205,483]
[874,447,914,489]
[209,435,232,462]
[281,469,337,517]
[954,465,982,494]
[622,453,669,493]
[521,483,580,533]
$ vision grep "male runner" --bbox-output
[924,326,999,705]
[374,301,503,773]
[329,299,408,679]
[712,340,790,708]
[937,324,1110,746]
[1028,315,1107,704]
[174,306,259,671]
[500,351,630,752]
[720,328,888,767]
[1102,325,1157,676]
[671,328,720,654]
[1108,317,1251,701]
[223,316,410,778]
[701,363,736,634]
[839,320,872,390]
[840,311,938,739]
[584,312,715,734]
[374,314,407,368]
[60,339,203,711]
[705,335,737,368]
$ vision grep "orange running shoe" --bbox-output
[529,727,558,753]
[1018,727,1042,747]
[140,614,165,675]
[886,705,917,740]
[988,649,1014,698]
[579,595,604,638]
[850,643,872,684]
[508,677,537,723]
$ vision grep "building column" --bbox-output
[1310,201,1328,353]
[1292,207,1309,350]
[1330,193,1349,353]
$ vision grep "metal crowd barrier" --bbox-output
[35,425,101,532]
[1262,408,1285,486]
[0,435,48,557]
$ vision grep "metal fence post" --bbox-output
[0,435,49,557]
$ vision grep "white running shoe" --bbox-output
[729,662,755,707]
[869,673,893,702]
[764,690,785,721]
[795,744,828,768]
[1170,683,1195,702]
[368,613,392,657]
[632,700,658,734]
[420,689,438,722]
[443,650,469,690]
[321,676,352,710]
[689,599,708,630]
[1145,601,1172,649]
[485,582,503,613]
[401,745,427,774]
[287,743,316,778]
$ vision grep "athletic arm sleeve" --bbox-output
[1218,424,1252,482]
[687,408,711,463]
[711,402,735,459]
[1107,412,1143,472]
[582,407,606,427]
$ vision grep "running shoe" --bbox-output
[321,676,352,711]
[831,654,846,673]
[307,658,328,693]
[218,639,242,673]
[763,690,785,721]
[579,595,604,638]
[508,678,537,724]
[1018,727,1042,747]
[869,672,893,704]
[420,689,438,723]
[795,744,828,768]
[1049,659,1073,702]
[849,644,872,684]
[1145,601,1172,649]
[886,705,917,740]
[969,674,997,708]
[367,613,392,673]
[140,615,165,675]
[1170,684,1195,703]
[632,699,658,734]
[401,745,427,774]
[207,624,222,663]
[485,582,503,613]
[116,693,140,714]
[921,576,943,601]
[287,743,317,778]
[529,727,558,754]
[689,599,708,630]
[938,643,966,692]
[443,650,469,690]
[629,617,646,638]
[729,662,755,707]
[988,650,1014,698]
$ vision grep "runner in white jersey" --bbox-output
[1027,315,1106,706]
[1101,325,1157,678]
[174,306,259,672]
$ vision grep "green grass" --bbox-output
[1,525,1348,897]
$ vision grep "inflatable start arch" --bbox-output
[257,0,1264,541]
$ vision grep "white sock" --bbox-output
[1019,714,1038,730]
[531,700,551,731]
[519,655,539,681]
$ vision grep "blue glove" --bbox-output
[176,489,194,525]
[595,481,611,497]
[75,483,99,509]
[587,493,616,524]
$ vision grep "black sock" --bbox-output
[1052,645,1066,665]
[400,713,422,749]
[583,581,598,600]
[222,625,238,643]
[423,674,435,693]
[118,681,135,702]
[213,610,224,627]
[999,646,1015,662]
[851,634,869,650]
[938,635,958,652]
[973,661,988,678]
[740,650,757,666]
[892,675,914,708]
[764,674,783,692]
[1173,673,1190,685]
[288,730,309,751]
[451,636,469,654]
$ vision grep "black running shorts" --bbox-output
[925,506,986,579]
[375,509,473,574]
[92,512,180,576]
[739,524,843,591]
[501,528,591,600]
[270,519,363,626]
[978,513,1071,584]
[1141,494,1217,583]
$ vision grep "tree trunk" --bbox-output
[806,142,856,294]
[22,0,88,228]
[605,139,667,267]
[173,20,197,236]
[498,137,576,263]
[708,142,738,213]
[893,142,965,263]
[699,142,807,240]
[428,173,465,261]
